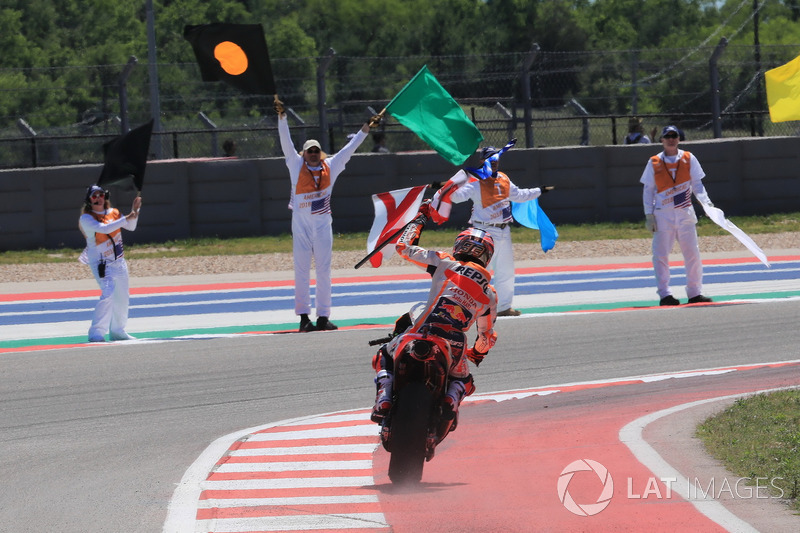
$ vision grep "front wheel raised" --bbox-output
[388,382,432,484]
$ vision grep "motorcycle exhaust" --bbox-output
[410,340,433,360]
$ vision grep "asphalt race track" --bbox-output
[1,254,799,532]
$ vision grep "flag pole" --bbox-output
[354,221,411,269]
[355,198,429,269]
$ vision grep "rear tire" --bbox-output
[388,382,432,484]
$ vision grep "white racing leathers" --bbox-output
[79,208,138,340]
[393,223,498,379]
[278,115,368,317]
[640,149,710,299]
[449,171,541,311]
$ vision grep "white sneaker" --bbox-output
[88,336,106,343]
[110,332,136,341]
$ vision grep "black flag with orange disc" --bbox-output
[184,23,276,95]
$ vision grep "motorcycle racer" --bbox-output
[371,203,499,423]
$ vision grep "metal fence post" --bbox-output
[709,37,728,139]
[316,48,336,152]
[520,43,540,149]
[118,56,138,134]
[630,50,639,115]
[17,119,38,168]
[752,0,765,136]
[568,99,590,146]
[198,112,219,157]
[146,0,162,158]
[494,102,515,141]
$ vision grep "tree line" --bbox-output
[1,0,798,131]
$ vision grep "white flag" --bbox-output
[697,199,770,267]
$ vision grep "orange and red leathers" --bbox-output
[390,220,498,380]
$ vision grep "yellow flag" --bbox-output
[765,54,800,122]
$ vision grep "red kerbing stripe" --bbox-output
[221,453,373,464]
[255,420,372,433]
[0,342,90,354]
[235,436,377,449]
[207,469,372,481]
[200,486,370,500]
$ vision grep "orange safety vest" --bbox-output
[478,172,511,208]
[90,209,122,244]
[89,209,124,259]
[296,162,331,194]
[651,151,693,193]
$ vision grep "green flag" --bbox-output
[386,65,483,165]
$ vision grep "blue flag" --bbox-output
[465,138,517,179]
[511,198,558,253]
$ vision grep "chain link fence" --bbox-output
[1,45,798,169]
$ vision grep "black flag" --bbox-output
[184,23,276,95]
[97,119,153,192]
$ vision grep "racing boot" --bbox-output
[442,379,467,422]
[371,370,393,423]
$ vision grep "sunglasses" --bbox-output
[306,148,320,154]
[663,133,679,139]
[91,192,105,199]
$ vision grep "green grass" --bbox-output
[696,390,800,512]
[2,211,798,266]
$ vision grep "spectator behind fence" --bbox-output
[372,133,389,153]
[222,139,237,157]
[624,117,653,144]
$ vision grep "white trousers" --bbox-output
[652,207,703,299]
[292,214,333,317]
[88,258,131,340]
[478,224,515,311]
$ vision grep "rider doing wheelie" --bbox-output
[371,202,499,423]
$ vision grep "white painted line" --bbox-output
[619,385,800,533]
[281,412,371,425]
[200,477,375,490]
[197,494,380,508]
[639,369,734,382]
[194,513,389,533]
[214,460,374,473]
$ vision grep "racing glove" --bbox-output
[466,348,485,366]
[411,201,431,227]
[468,329,497,366]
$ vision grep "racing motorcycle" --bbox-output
[369,328,461,484]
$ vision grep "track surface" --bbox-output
[1,254,798,532]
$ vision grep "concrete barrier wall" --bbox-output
[0,136,797,250]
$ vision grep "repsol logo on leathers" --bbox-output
[453,264,489,290]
